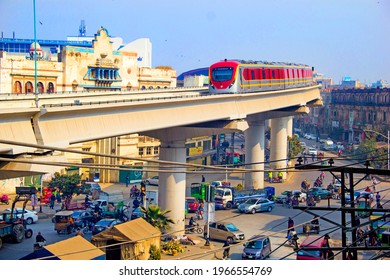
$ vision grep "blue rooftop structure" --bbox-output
[0,37,92,55]
[177,67,209,81]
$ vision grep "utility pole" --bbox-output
[294,158,390,260]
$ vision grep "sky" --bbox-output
[0,0,389,84]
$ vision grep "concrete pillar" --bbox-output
[158,139,186,235]
[245,120,265,189]
[287,116,293,138]
[270,117,289,180]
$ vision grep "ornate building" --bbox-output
[0,27,176,94]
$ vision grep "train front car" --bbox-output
[209,60,240,94]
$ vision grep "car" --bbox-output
[84,182,101,194]
[308,147,317,156]
[91,218,122,235]
[71,210,96,227]
[145,176,159,186]
[205,221,245,243]
[186,197,200,213]
[275,190,306,203]
[1,208,38,225]
[238,198,274,214]
[307,187,331,199]
[299,142,307,149]
[242,235,271,260]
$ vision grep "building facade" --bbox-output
[0,27,176,94]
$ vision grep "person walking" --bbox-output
[376,192,381,208]
[222,238,230,260]
[287,217,294,238]
[49,193,56,209]
[201,175,205,182]
[31,193,38,211]
[125,174,130,188]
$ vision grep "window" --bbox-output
[25,81,33,93]
[14,81,22,93]
[146,147,152,155]
[262,69,266,79]
[212,67,234,82]
[138,147,144,156]
[154,146,159,154]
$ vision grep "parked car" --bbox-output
[1,208,38,225]
[299,142,307,149]
[242,235,271,260]
[145,176,159,186]
[205,221,245,243]
[238,198,274,214]
[71,210,96,227]
[91,218,122,235]
[186,197,200,213]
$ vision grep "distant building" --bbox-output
[313,72,333,89]
[177,67,209,87]
[371,80,389,89]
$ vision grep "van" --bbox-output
[296,235,328,260]
[242,235,271,259]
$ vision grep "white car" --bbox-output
[1,208,38,225]
[145,176,159,186]
[308,147,317,156]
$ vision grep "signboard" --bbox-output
[189,146,203,156]
[203,202,215,222]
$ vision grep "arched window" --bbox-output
[37,82,44,93]
[47,82,55,93]
[25,81,33,93]
[14,81,22,93]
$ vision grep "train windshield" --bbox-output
[212,67,234,82]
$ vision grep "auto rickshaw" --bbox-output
[53,210,74,234]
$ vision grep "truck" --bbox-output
[0,186,34,249]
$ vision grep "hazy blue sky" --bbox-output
[1,0,389,84]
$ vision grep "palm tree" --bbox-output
[140,204,174,232]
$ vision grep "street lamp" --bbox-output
[363,129,389,171]
[33,0,39,108]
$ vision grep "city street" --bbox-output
[0,144,389,260]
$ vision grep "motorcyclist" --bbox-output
[188,216,197,232]
[35,232,46,247]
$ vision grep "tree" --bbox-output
[288,134,302,159]
[140,204,174,232]
[48,172,85,209]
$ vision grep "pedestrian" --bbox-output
[31,193,38,211]
[197,201,204,220]
[49,193,55,209]
[125,174,130,188]
[287,217,294,238]
[56,192,61,203]
[222,238,230,260]
[268,171,273,183]
[376,192,381,207]
[201,175,205,182]
[311,153,315,162]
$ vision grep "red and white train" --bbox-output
[209,59,314,94]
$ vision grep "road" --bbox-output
[0,144,389,260]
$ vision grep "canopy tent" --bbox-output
[20,236,105,260]
[91,218,161,260]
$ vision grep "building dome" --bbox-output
[29,42,42,51]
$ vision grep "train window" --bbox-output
[271,70,275,79]
[262,69,266,79]
[212,67,234,82]
[251,70,255,80]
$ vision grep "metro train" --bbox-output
[209,59,315,94]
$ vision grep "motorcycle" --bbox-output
[0,194,9,205]
[185,222,204,234]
